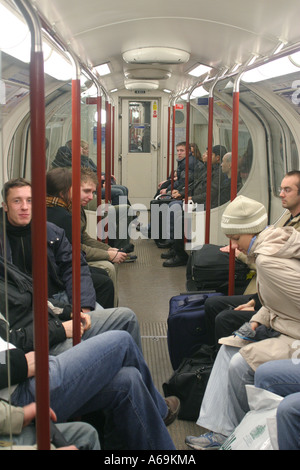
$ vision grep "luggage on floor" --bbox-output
[163,344,216,421]
[150,195,179,242]
[167,291,223,370]
[188,244,251,294]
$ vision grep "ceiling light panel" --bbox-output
[123,47,190,64]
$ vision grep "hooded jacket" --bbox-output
[226,225,300,370]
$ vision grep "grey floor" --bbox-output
[117,237,206,450]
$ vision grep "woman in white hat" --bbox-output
[186,195,300,450]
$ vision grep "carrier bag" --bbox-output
[190,244,250,293]
[221,385,282,450]
[163,344,216,421]
[167,291,223,370]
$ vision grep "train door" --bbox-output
[121,99,159,208]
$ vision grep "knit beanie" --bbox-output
[221,195,268,235]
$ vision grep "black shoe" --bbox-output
[124,254,137,263]
[163,256,188,267]
[119,243,134,253]
[156,241,173,249]
[161,249,176,259]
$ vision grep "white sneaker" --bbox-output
[185,431,226,450]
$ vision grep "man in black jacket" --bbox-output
[162,145,228,267]
[0,178,141,353]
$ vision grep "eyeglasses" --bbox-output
[278,186,296,195]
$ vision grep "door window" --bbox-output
[128,101,151,153]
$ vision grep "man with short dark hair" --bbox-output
[162,145,227,267]
[0,178,142,354]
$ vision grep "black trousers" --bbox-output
[89,266,114,309]
[204,294,255,347]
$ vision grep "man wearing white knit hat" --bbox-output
[186,194,300,450]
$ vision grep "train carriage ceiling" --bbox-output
[9,0,300,94]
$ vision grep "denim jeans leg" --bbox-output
[83,307,142,350]
[76,366,175,450]
[276,393,300,450]
[11,331,169,449]
[49,307,142,356]
[255,359,300,396]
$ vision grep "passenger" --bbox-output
[1,177,114,310]
[51,145,72,169]
[46,167,128,306]
[80,139,130,206]
[185,195,300,450]
[0,327,179,450]
[0,400,100,450]
[160,141,197,196]
[204,170,300,347]
[0,178,142,353]
[79,168,135,259]
[255,359,300,450]
[190,143,202,162]
[161,145,227,267]
[219,151,241,203]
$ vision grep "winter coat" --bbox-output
[223,225,300,370]
[0,210,96,309]
[239,210,300,294]
[166,155,197,193]
[191,162,225,209]
[46,203,110,262]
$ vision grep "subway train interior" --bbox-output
[1,0,300,451]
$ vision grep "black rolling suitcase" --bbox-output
[188,244,250,294]
[167,291,223,370]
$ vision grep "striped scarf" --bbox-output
[46,196,72,212]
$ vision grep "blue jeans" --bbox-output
[11,331,175,450]
[255,360,300,450]
[49,306,142,355]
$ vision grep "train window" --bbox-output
[128,101,151,153]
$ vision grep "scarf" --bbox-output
[46,196,72,212]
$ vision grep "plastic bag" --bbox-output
[221,385,283,450]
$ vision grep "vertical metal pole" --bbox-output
[97,92,102,235]
[184,100,190,205]
[14,0,50,449]
[167,104,171,178]
[112,105,115,176]
[69,53,81,345]
[171,102,176,191]
[205,95,214,244]
[228,80,241,295]
[105,101,112,204]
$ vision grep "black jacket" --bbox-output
[0,209,96,310]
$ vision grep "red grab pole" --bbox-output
[105,101,112,204]
[184,101,190,205]
[167,105,171,178]
[205,96,214,244]
[15,0,50,449]
[228,88,240,295]
[97,93,102,236]
[71,60,82,345]
[171,103,176,191]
